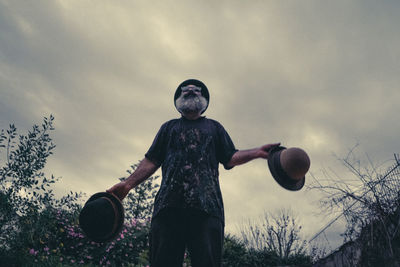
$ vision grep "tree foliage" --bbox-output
[0,116,81,250]
[120,163,159,221]
[0,117,155,266]
[238,208,311,266]
[309,146,400,266]
[0,116,314,266]
[0,116,57,214]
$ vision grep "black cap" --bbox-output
[174,79,210,114]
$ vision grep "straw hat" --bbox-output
[267,146,310,191]
[79,192,124,243]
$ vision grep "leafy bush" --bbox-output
[0,117,313,266]
[0,117,154,266]
[222,233,312,267]
[222,234,248,266]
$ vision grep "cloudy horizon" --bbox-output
[1,0,399,252]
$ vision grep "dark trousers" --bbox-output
[150,208,224,267]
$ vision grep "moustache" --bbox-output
[184,92,197,98]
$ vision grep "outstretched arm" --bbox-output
[226,143,280,168]
[107,157,159,200]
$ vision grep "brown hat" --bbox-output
[267,146,309,191]
[79,192,124,243]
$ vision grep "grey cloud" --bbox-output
[1,0,399,249]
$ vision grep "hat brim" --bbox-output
[79,192,124,242]
[267,146,305,191]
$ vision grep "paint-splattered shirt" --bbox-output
[145,116,238,224]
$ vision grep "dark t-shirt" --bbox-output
[145,116,238,224]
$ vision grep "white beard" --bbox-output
[175,94,208,115]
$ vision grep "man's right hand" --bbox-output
[107,181,132,201]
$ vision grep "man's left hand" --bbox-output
[257,143,281,159]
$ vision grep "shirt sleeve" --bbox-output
[145,123,168,166]
[215,122,238,170]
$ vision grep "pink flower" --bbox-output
[120,233,124,239]
[29,248,37,255]
[44,247,49,252]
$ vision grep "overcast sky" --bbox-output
[1,0,399,252]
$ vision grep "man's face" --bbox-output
[181,85,202,97]
[175,84,208,115]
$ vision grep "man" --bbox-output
[107,79,279,267]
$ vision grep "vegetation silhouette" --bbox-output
[0,116,314,266]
